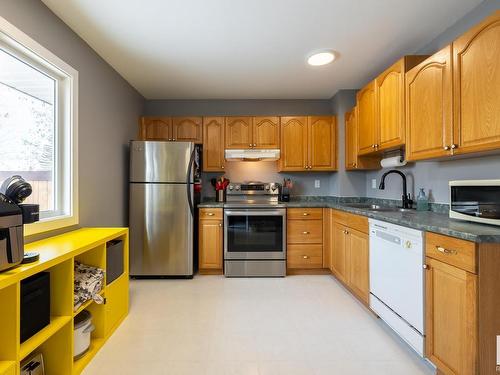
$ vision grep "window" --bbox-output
[0,17,78,235]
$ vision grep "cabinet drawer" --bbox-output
[332,210,368,234]
[287,244,323,269]
[199,208,223,220]
[425,232,477,273]
[287,208,323,220]
[287,220,322,243]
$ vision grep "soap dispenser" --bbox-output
[416,188,429,212]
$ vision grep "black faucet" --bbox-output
[378,170,413,209]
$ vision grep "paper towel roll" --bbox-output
[380,155,407,168]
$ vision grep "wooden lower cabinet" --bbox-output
[198,208,223,273]
[346,228,369,303]
[287,208,325,272]
[424,232,500,375]
[425,257,477,375]
[330,210,370,304]
[331,221,348,283]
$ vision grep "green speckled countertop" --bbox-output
[198,196,500,243]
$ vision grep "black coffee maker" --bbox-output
[0,176,40,271]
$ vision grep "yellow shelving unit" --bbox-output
[0,228,129,375]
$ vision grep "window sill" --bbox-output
[24,215,79,236]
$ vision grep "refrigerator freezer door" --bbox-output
[130,141,194,183]
[130,183,193,276]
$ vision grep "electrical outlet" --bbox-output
[315,180,320,188]
[372,179,377,189]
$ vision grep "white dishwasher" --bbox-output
[369,219,425,356]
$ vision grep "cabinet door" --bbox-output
[406,46,453,161]
[199,219,223,270]
[345,109,357,169]
[202,117,225,172]
[308,116,336,171]
[225,117,253,149]
[425,258,477,375]
[331,223,348,283]
[357,81,377,155]
[139,117,172,140]
[345,108,381,170]
[453,11,500,155]
[253,116,280,149]
[172,117,203,143]
[346,228,369,303]
[376,59,405,150]
[279,116,308,171]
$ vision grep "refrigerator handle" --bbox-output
[186,147,195,216]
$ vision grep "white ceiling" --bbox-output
[41,0,482,99]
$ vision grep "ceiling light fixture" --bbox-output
[307,50,336,66]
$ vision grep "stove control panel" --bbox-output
[227,182,280,195]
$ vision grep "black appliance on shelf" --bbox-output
[106,240,124,285]
[0,199,24,272]
[0,176,41,272]
[20,272,50,342]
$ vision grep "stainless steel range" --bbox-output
[224,182,286,277]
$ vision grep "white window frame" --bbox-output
[0,17,78,236]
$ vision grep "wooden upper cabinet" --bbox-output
[139,117,172,140]
[345,108,380,170]
[225,117,253,149]
[345,109,357,169]
[406,46,453,161]
[425,257,477,375]
[357,81,377,155]
[279,116,308,171]
[253,116,280,149]
[172,117,203,143]
[308,116,336,171]
[376,59,405,150]
[453,10,500,155]
[202,117,225,172]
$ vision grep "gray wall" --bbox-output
[1,0,145,234]
[330,90,366,197]
[365,0,500,204]
[202,163,333,198]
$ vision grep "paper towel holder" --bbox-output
[380,153,407,168]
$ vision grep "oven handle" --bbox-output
[224,210,286,217]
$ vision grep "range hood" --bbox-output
[225,149,280,161]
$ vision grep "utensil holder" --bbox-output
[216,189,226,202]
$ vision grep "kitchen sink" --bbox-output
[345,203,416,213]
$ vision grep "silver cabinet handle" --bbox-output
[444,145,450,150]
[249,143,253,147]
[253,143,257,147]
[303,255,309,259]
[207,213,215,216]
[302,231,310,234]
[302,213,309,216]
[219,223,222,227]
[451,144,458,149]
[436,246,457,255]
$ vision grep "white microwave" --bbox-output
[449,180,500,226]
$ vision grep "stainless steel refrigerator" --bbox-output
[129,141,196,277]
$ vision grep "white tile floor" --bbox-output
[83,275,435,375]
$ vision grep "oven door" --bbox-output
[224,209,286,260]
